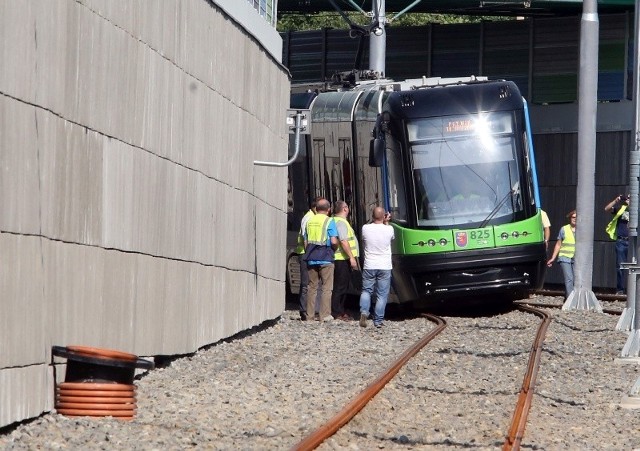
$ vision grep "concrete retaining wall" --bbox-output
[0,0,289,427]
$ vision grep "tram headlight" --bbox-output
[428,239,436,247]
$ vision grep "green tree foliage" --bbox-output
[277,12,367,32]
[277,12,504,32]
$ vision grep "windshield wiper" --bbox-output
[479,182,519,228]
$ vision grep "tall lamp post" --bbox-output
[563,0,602,312]
[369,0,386,76]
[621,0,640,358]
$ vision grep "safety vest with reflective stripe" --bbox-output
[306,214,331,245]
[333,216,359,260]
[559,224,575,259]
[296,209,315,254]
[304,213,335,263]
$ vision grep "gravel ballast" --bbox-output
[1,294,639,450]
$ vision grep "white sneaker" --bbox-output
[322,315,334,322]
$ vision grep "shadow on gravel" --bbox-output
[286,292,522,321]
[396,291,529,319]
[420,298,518,318]
[140,316,282,377]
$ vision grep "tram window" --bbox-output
[413,166,522,227]
[409,112,523,227]
[386,137,407,222]
[413,137,514,168]
[522,132,535,206]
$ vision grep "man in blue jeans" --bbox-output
[359,207,395,328]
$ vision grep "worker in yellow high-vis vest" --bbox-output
[303,199,339,322]
[605,194,630,295]
[330,200,359,320]
[296,197,323,320]
[546,210,576,299]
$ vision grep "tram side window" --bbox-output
[386,137,407,222]
[312,139,330,201]
[522,132,535,206]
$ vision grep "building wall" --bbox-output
[0,0,290,427]
[530,101,634,289]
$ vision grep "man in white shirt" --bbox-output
[359,206,395,328]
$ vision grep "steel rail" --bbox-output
[504,300,620,450]
[503,304,551,450]
[521,301,622,316]
[533,288,627,302]
[290,313,446,451]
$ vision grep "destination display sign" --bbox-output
[408,112,513,142]
[445,119,474,133]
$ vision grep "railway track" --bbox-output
[292,304,552,450]
[3,295,635,449]
[503,304,551,450]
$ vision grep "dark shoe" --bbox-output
[359,313,367,328]
[314,313,320,321]
[374,322,384,328]
[339,313,351,321]
[300,312,308,321]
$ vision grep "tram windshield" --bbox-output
[408,112,523,227]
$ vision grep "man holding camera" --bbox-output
[359,207,395,328]
[605,194,630,295]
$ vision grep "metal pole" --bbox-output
[369,0,386,76]
[563,0,602,312]
[618,0,640,333]
[621,0,640,357]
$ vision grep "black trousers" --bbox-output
[331,260,351,317]
[298,256,309,314]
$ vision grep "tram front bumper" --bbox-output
[392,244,546,303]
